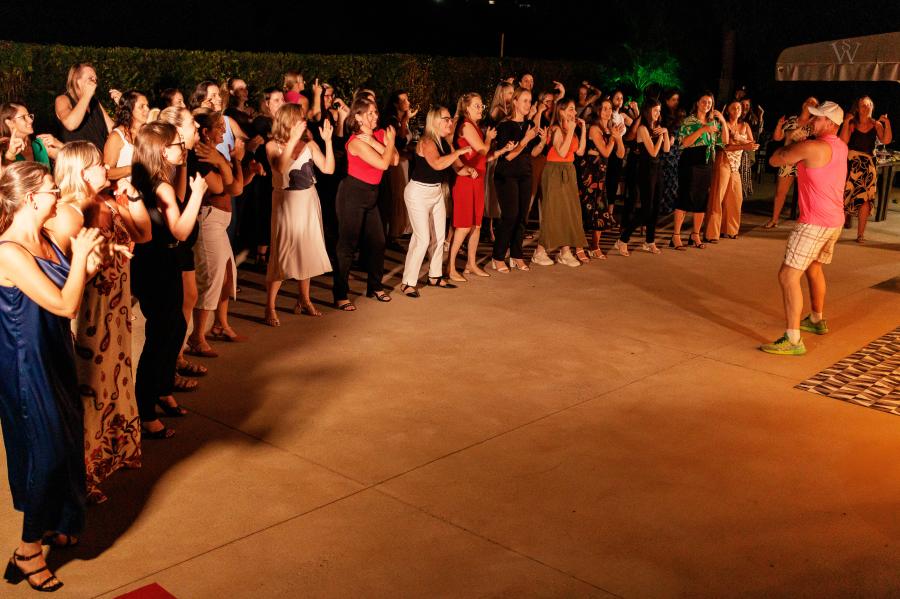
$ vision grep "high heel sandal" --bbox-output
[508,259,530,271]
[293,302,323,317]
[688,233,707,249]
[490,259,510,273]
[173,375,199,393]
[208,326,247,342]
[4,549,63,592]
[176,359,208,377]
[574,248,590,264]
[613,240,630,257]
[184,340,218,358]
[263,310,281,327]
[156,397,188,417]
[142,424,175,439]
[587,248,607,260]
[668,235,687,251]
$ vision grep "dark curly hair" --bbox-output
[114,90,146,130]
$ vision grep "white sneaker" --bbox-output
[531,248,554,266]
[557,249,581,267]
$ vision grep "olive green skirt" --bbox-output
[538,161,585,249]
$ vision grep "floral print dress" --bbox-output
[74,200,142,504]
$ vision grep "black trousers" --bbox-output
[620,161,661,244]
[333,176,386,302]
[132,252,186,422]
[493,171,532,260]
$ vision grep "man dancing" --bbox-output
[761,101,848,356]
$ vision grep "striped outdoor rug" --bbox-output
[796,326,900,415]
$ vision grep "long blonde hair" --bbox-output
[55,141,103,203]
[0,162,50,235]
[454,93,481,140]
[489,82,514,121]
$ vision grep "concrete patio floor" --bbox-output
[2,197,900,598]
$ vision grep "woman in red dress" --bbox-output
[448,93,513,282]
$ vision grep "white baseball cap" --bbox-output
[808,101,844,126]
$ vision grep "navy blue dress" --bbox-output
[0,238,86,542]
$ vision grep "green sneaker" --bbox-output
[759,334,807,356]
[800,315,829,335]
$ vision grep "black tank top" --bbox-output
[411,138,452,184]
[848,126,877,155]
[59,95,109,149]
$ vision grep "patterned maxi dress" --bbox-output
[576,130,613,232]
[74,200,142,504]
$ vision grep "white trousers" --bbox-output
[402,181,446,286]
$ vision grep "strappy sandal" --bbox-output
[400,284,420,298]
[208,326,247,342]
[668,234,687,251]
[587,248,607,260]
[509,259,531,271]
[688,233,707,249]
[142,425,175,439]
[176,359,207,377]
[763,220,779,229]
[184,341,218,358]
[293,303,323,317]
[4,549,63,592]
[156,397,188,417]
[366,290,392,302]
[263,310,281,327]
[335,301,356,312]
[173,375,198,393]
[574,248,590,263]
[427,276,457,288]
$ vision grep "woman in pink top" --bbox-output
[331,97,399,311]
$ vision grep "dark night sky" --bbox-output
[2,0,898,114]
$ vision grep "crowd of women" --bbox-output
[0,61,892,591]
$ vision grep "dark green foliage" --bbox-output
[0,40,618,129]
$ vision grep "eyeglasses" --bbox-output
[14,113,35,121]
[471,104,484,110]
[35,188,61,198]
[440,117,453,122]
[167,141,186,150]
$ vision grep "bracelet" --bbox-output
[127,193,143,202]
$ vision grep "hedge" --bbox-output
[0,40,613,132]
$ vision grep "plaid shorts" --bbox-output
[784,223,842,270]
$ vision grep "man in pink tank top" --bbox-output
[761,101,848,355]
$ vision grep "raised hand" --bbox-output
[384,125,397,147]
[879,114,890,125]
[195,141,221,165]
[71,227,103,260]
[613,123,626,137]
[189,173,209,198]
[312,78,322,97]
[109,89,123,105]
[232,137,246,162]
[777,115,786,128]
[115,178,138,198]
[82,78,98,99]
[502,141,516,153]
[486,126,497,141]
[523,125,538,142]
[319,119,333,141]
[289,119,308,141]
[7,136,26,157]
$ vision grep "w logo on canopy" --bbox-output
[831,40,861,64]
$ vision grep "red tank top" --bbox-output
[547,128,578,163]
[797,134,848,228]
[347,129,387,185]
[455,120,487,174]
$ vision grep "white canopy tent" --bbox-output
[775,32,900,83]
